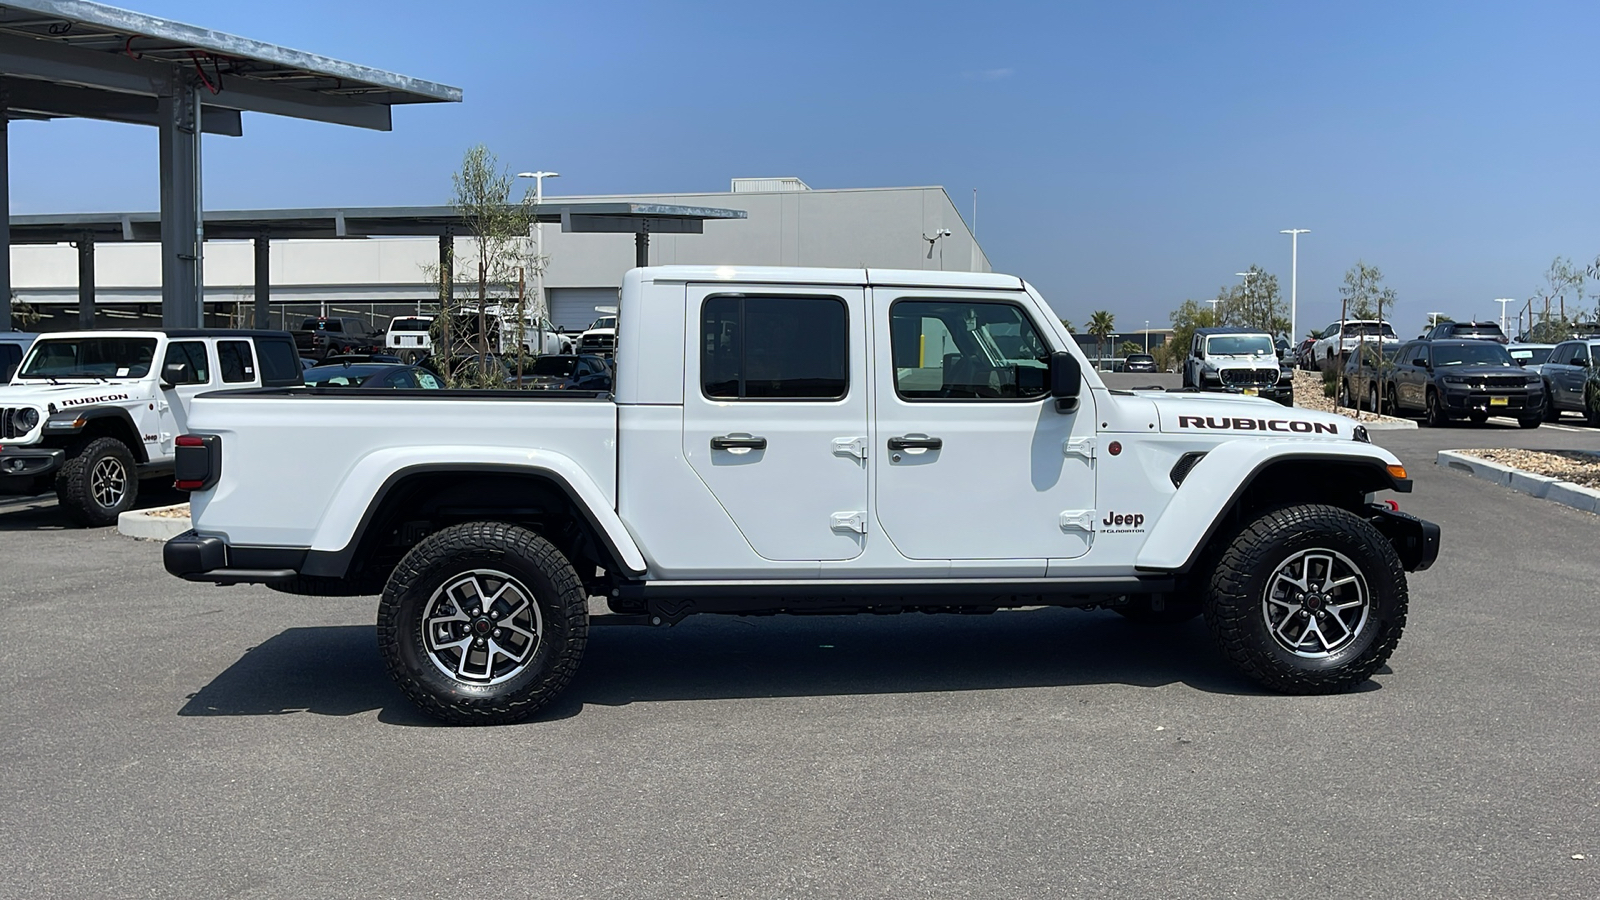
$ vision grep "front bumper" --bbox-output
[164,530,303,584]
[0,445,64,479]
[1441,387,1540,414]
[1366,504,1441,572]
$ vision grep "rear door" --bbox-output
[156,340,215,455]
[681,284,869,561]
[870,289,1096,564]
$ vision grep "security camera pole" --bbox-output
[922,229,952,270]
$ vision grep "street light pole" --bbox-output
[1494,298,1516,338]
[1280,228,1310,340]
[1428,311,1446,330]
[1144,319,1150,353]
[516,170,559,337]
[1233,271,1256,328]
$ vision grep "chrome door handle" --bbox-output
[710,434,767,450]
[887,435,943,451]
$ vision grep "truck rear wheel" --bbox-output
[55,436,139,527]
[1203,504,1407,694]
[378,522,588,725]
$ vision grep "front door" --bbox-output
[871,290,1097,562]
[682,286,869,561]
[156,340,215,455]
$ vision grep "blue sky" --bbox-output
[12,0,1600,335]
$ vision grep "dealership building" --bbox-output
[10,178,990,334]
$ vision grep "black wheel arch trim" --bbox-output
[298,462,642,580]
[48,406,149,463]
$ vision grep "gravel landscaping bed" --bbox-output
[1457,448,1600,489]
[1291,368,1412,424]
[143,503,190,519]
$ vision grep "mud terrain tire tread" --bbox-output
[55,436,138,527]
[1203,504,1407,694]
[378,521,587,725]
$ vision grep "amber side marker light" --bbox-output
[1387,464,1408,481]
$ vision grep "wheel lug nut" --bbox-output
[493,628,502,637]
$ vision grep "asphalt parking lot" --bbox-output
[1,418,1596,899]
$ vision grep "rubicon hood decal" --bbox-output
[1175,414,1337,435]
[57,392,131,407]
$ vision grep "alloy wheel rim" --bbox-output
[90,457,127,509]
[1261,548,1371,658]
[422,569,543,685]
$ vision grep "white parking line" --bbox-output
[1490,417,1587,432]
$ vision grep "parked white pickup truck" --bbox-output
[1,329,301,525]
[164,267,1438,725]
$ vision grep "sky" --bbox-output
[11,0,1600,336]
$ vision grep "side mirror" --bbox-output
[1050,351,1081,413]
[558,326,566,334]
[1411,358,1427,368]
[161,361,191,387]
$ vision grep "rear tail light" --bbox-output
[174,433,221,491]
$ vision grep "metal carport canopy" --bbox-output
[0,0,461,330]
[6,202,748,328]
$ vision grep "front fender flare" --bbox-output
[1135,440,1407,573]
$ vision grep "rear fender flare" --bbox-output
[309,446,646,576]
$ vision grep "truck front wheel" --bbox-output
[1203,505,1407,694]
[55,436,139,527]
[378,522,588,725]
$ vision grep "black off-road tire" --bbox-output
[55,436,139,527]
[1114,594,1202,625]
[1387,385,1401,416]
[378,522,587,725]
[1202,504,1408,694]
[1337,378,1352,409]
[1517,415,1542,429]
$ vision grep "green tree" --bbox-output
[1167,298,1217,367]
[1221,265,1289,335]
[1119,340,1143,358]
[1531,256,1585,333]
[1339,262,1397,321]
[1060,318,1074,333]
[1087,310,1116,370]
[430,145,536,388]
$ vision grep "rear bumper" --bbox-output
[0,446,64,479]
[163,530,304,584]
[1366,504,1441,572]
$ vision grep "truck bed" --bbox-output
[186,388,618,550]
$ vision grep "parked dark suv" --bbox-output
[1422,320,1508,343]
[1387,339,1544,428]
[1539,338,1600,424]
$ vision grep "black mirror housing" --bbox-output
[1050,351,1081,412]
[162,361,191,386]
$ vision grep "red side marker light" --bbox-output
[1107,441,1122,456]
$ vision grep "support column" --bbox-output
[253,232,270,329]
[0,105,11,333]
[77,234,94,330]
[635,232,649,269]
[159,74,203,328]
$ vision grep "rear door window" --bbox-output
[701,295,849,400]
[217,340,256,383]
[164,341,210,383]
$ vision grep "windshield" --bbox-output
[389,318,431,332]
[529,357,578,376]
[1434,343,1515,367]
[1509,346,1553,365]
[590,317,616,330]
[1206,335,1275,356]
[17,337,158,379]
[1345,322,1396,337]
[1451,324,1504,339]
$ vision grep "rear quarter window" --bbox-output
[254,337,303,387]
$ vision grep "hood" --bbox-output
[1436,365,1526,377]
[1206,354,1278,366]
[1146,392,1355,438]
[0,382,141,410]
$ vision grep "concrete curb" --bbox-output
[117,504,192,541]
[1352,418,1419,431]
[1436,450,1600,514]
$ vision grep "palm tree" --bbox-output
[1088,310,1116,370]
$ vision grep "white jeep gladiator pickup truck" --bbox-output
[163,267,1439,725]
[0,329,301,525]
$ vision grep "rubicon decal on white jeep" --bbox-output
[58,393,131,407]
[1176,414,1338,434]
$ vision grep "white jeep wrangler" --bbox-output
[0,329,301,525]
[163,267,1438,725]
